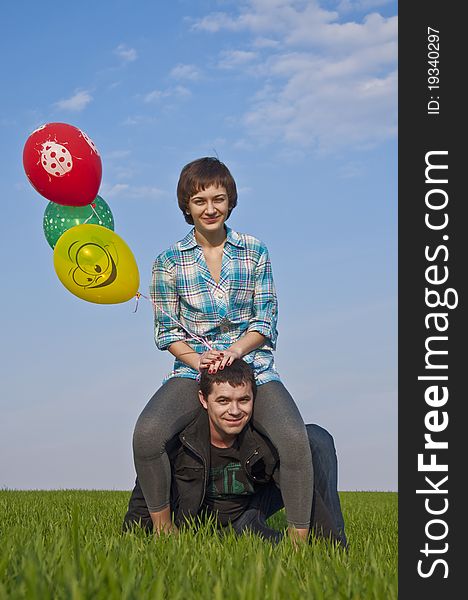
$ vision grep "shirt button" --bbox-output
[221,326,229,333]
[216,292,223,299]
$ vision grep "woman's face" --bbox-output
[187,185,229,235]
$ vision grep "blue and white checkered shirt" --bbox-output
[150,226,281,385]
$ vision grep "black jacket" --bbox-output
[125,410,279,529]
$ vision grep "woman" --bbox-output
[133,157,313,542]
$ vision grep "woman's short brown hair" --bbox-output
[177,157,238,224]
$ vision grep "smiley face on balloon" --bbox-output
[68,240,118,290]
[54,224,139,304]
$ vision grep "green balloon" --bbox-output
[43,195,115,249]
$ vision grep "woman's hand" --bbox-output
[198,332,265,374]
[217,349,242,371]
[198,349,226,372]
[200,348,242,373]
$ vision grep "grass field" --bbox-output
[0,490,397,599]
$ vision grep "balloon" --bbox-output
[43,195,114,249]
[53,224,139,304]
[23,122,102,206]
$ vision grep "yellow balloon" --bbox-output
[53,224,140,304]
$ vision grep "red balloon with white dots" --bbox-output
[23,122,102,207]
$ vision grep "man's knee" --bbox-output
[306,423,339,479]
[306,424,336,455]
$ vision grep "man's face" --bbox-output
[198,381,254,442]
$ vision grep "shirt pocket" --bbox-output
[179,292,218,331]
[231,262,255,307]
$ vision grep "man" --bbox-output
[124,360,347,547]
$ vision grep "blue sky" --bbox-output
[0,0,397,491]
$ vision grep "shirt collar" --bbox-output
[178,226,245,251]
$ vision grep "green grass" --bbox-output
[0,490,397,599]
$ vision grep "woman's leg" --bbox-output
[253,381,314,538]
[132,377,200,530]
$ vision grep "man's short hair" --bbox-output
[177,157,238,225]
[199,359,257,399]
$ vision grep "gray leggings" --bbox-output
[133,378,313,528]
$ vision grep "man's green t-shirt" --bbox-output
[203,440,259,526]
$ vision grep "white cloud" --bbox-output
[253,37,280,48]
[144,89,165,103]
[243,68,397,152]
[191,0,397,152]
[192,1,337,37]
[173,85,192,97]
[233,138,255,151]
[337,0,394,14]
[114,44,138,63]
[338,160,366,178]
[102,182,165,200]
[113,166,135,180]
[104,150,132,160]
[193,1,396,50]
[218,50,258,68]
[102,183,130,198]
[121,115,159,126]
[170,63,201,81]
[143,86,191,103]
[128,186,166,199]
[103,150,135,181]
[191,11,240,32]
[54,90,93,112]
[300,13,397,50]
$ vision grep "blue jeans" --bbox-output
[231,424,347,547]
[306,424,346,541]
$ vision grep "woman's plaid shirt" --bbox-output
[150,226,281,385]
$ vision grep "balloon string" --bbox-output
[133,292,141,313]
[83,203,102,225]
[90,204,102,221]
[137,292,214,351]
[83,210,93,225]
